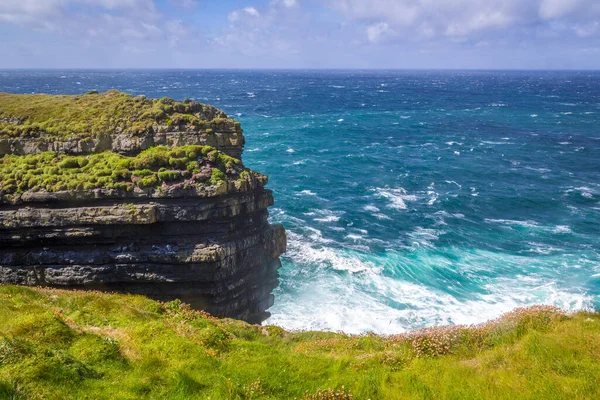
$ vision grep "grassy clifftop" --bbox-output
[0,91,234,139]
[0,286,598,400]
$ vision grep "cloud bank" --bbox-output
[0,0,599,68]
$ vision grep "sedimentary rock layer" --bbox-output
[0,91,286,323]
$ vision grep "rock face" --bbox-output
[0,91,286,323]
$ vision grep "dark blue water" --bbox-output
[2,70,599,333]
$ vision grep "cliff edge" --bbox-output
[0,90,286,323]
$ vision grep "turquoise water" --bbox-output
[2,70,599,333]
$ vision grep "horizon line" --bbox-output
[1,67,600,72]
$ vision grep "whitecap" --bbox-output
[553,225,572,234]
[445,180,462,188]
[286,148,295,153]
[345,234,363,241]
[363,205,380,212]
[314,216,341,223]
[485,219,539,228]
[372,187,417,210]
[373,213,392,220]
[337,118,344,122]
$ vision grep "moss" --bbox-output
[0,91,234,139]
[210,169,227,186]
[157,170,181,182]
[0,145,256,196]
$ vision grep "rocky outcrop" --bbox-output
[0,92,286,323]
[0,125,245,159]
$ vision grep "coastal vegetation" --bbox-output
[0,145,253,196]
[0,286,598,399]
[0,91,236,139]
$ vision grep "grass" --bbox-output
[0,286,598,399]
[0,145,262,196]
[0,91,239,139]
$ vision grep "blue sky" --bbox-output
[1,0,600,69]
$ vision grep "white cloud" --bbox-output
[244,7,260,17]
[326,0,600,42]
[539,0,582,20]
[366,22,390,43]
[0,0,160,39]
[282,0,298,7]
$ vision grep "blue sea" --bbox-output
[2,70,600,333]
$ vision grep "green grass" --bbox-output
[0,91,238,139]
[0,286,598,399]
[0,145,260,196]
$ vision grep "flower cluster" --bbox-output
[299,386,353,400]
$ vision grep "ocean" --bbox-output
[1,69,599,334]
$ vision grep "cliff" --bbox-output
[0,91,286,323]
[1,286,599,399]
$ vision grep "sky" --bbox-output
[1,0,600,69]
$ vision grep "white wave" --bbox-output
[526,242,564,255]
[485,218,539,228]
[481,141,513,145]
[530,114,538,117]
[345,234,363,241]
[445,180,462,189]
[427,191,438,205]
[407,227,440,248]
[266,243,593,334]
[337,118,344,122]
[286,148,295,153]
[372,187,417,210]
[247,92,256,98]
[489,103,508,107]
[400,116,411,119]
[364,205,380,212]
[298,190,316,196]
[553,225,572,234]
[373,213,392,220]
[314,216,341,223]
[566,186,596,199]
[330,85,345,88]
